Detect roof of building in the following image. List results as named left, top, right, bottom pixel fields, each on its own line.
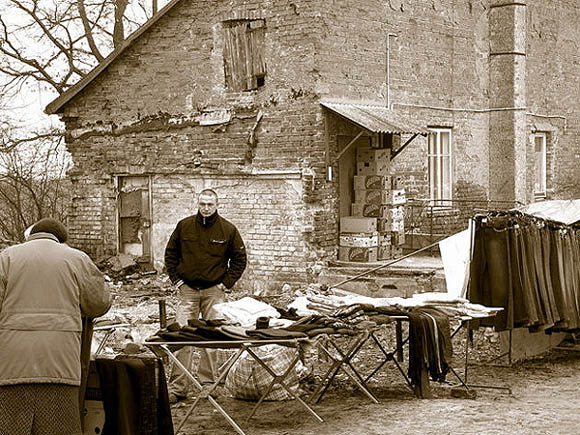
left=45, top=0, right=184, bottom=115
left=320, top=101, right=430, bottom=135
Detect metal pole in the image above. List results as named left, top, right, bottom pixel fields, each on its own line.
left=386, top=33, right=398, bottom=109
left=332, top=239, right=441, bottom=289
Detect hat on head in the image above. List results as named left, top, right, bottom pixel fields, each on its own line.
left=29, top=218, right=68, bottom=243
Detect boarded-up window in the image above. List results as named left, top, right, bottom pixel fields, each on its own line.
left=223, top=20, right=266, bottom=91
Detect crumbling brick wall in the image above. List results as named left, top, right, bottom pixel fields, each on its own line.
left=60, top=0, right=335, bottom=292
left=56, top=0, right=580, bottom=291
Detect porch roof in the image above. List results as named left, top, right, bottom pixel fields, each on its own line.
left=320, top=101, right=430, bottom=135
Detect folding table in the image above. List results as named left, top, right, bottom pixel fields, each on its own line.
left=309, top=329, right=380, bottom=404
left=310, top=311, right=508, bottom=404
left=145, top=338, right=323, bottom=435
left=364, top=311, right=511, bottom=397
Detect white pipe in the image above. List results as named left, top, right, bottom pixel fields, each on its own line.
left=386, top=33, right=398, bottom=109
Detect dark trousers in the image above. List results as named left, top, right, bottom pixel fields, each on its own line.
left=468, top=222, right=513, bottom=331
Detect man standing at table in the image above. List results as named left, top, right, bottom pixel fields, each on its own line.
left=164, top=188, right=247, bottom=402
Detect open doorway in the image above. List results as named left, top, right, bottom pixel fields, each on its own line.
left=117, top=176, right=152, bottom=264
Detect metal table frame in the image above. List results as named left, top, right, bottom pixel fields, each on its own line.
left=365, top=313, right=512, bottom=397
left=146, top=338, right=323, bottom=435
left=309, top=329, right=380, bottom=404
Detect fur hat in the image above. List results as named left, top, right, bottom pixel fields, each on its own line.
left=29, top=218, right=69, bottom=243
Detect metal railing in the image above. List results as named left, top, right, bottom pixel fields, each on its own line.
left=403, top=198, right=524, bottom=252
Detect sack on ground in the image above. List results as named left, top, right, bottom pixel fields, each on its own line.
left=224, top=344, right=302, bottom=401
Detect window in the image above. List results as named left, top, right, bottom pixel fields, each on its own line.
left=223, top=20, right=266, bottom=91
left=428, top=128, right=452, bottom=205
left=534, top=132, right=547, bottom=197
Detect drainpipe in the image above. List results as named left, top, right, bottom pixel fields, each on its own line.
left=386, top=33, right=398, bottom=109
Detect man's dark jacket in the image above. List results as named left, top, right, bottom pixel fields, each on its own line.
left=164, top=212, right=247, bottom=289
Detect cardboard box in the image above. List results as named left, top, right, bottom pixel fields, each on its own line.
left=391, top=230, right=405, bottom=246
left=356, top=147, right=391, bottom=162
left=340, top=216, right=377, bottom=233
left=392, top=246, right=403, bottom=258
left=378, top=245, right=403, bottom=260
left=388, top=205, right=405, bottom=219
left=378, top=245, right=393, bottom=260
left=379, top=219, right=405, bottom=232
left=339, top=246, right=378, bottom=262
left=357, top=160, right=390, bottom=176
left=353, top=175, right=388, bottom=190
left=385, top=189, right=406, bottom=205
left=391, top=175, right=404, bottom=190
left=353, top=189, right=385, bottom=204
left=377, top=217, right=393, bottom=232
left=351, top=202, right=382, bottom=218
left=378, top=232, right=392, bottom=246
left=339, top=232, right=379, bottom=248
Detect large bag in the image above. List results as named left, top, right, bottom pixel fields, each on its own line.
left=224, top=344, right=302, bottom=401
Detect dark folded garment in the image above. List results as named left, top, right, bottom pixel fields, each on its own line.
left=219, top=325, right=250, bottom=340
left=246, top=328, right=308, bottom=339
left=304, top=327, right=337, bottom=337
left=181, top=325, right=233, bottom=341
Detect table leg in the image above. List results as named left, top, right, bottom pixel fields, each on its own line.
left=310, top=332, right=378, bottom=404
left=244, top=347, right=324, bottom=423
left=366, top=332, right=413, bottom=390
left=160, top=345, right=247, bottom=435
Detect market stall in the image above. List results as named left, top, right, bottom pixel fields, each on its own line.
left=142, top=292, right=500, bottom=434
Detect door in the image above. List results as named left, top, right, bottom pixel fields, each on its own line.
left=117, top=176, right=152, bottom=263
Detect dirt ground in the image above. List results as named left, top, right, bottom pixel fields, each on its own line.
left=97, top=274, right=580, bottom=435
left=168, top=340, right=580, bottom=435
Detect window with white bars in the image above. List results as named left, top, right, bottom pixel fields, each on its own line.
left=428, top=128, right=453, bottom=206
left=534, top=132, right=547, bottom=197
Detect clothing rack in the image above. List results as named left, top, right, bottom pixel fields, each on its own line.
left=468, top=209, right=580, bottom=334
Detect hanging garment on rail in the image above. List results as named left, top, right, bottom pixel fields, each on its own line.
left=468, top=211, right=580, bottom=333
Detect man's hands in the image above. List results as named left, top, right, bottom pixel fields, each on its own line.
left=175, top=281, right=230, bottom=293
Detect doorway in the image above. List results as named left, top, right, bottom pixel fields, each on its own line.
left=117, top=176, right=152, bottom=264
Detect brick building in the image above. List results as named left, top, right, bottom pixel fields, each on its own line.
left=46, top=0, right=580, bottom=293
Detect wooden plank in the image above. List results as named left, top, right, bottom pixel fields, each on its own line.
left=79, top=317, right=94, bottom=431
left=413, top=364, right=433, bottom=399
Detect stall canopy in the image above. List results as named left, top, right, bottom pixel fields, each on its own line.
left=321, top=101, right=430, bottom=135
left=521, top=199, right=580, bottom=225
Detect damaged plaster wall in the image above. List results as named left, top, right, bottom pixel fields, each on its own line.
left=151, top=175, right=316, bottom=293
left=60, top=0, right=334, bottom=292
left=317, top=0, right=492, bottom=203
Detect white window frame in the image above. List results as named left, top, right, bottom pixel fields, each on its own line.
left=533, top=132, right=547, bottom=198
left=428, top=128, right=453, bottom=206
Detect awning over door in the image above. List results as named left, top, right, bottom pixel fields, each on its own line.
left=321, top=101, right=430, bottom=135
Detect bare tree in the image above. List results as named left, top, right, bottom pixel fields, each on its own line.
left=0, top=0, right=164, bottom=246
left=0, top=124, right=71, bottom=243
left=0, top=0, right=163, bottom=96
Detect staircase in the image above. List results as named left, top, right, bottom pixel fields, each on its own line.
left=319, top=254, right=447, bottom=298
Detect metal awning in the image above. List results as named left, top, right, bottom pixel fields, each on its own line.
left=321, top=101, right=430, bottom=135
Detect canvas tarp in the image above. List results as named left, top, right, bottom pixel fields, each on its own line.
left=522, top=199, right=580, bottom=225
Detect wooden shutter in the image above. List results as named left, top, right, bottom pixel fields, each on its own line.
left=224, top=20, right=266, bottom=91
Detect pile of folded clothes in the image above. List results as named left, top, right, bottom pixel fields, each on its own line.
left=146, top=295, right=397, bottom=345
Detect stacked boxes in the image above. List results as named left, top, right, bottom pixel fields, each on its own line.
left=339, top=146, right=406, bottom=262
left=338, top=217, right=378, bottom=262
